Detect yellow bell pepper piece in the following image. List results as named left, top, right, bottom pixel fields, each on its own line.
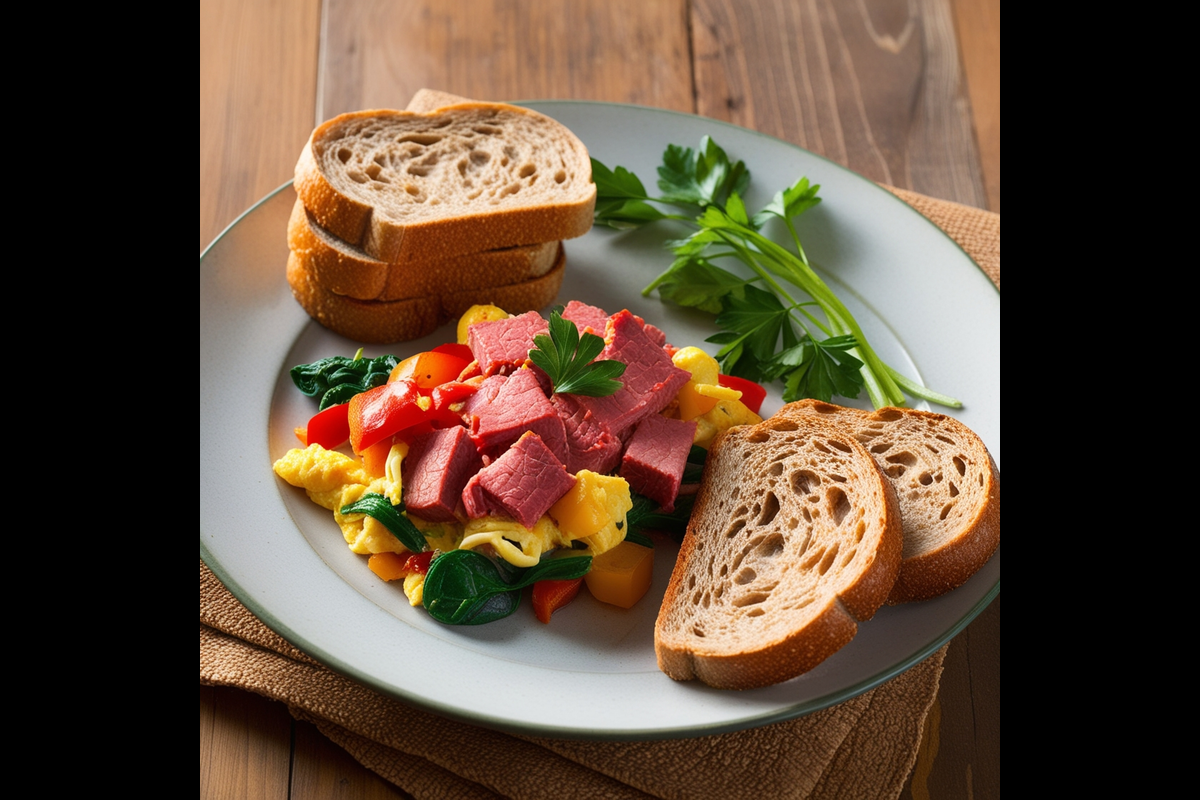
left=456, top=304, right=510, bottom=344
left=584, top=540, right=654, bottom=609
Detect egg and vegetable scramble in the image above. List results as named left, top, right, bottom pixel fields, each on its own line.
left=273, top=303, right=763, bottom=625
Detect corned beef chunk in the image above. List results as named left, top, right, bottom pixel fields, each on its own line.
left=460, top=374, right=507, bottom=418
left=619, top=414, right=697, bottom=512
left=467, top=310, right=548, bottom=376
left=551, top=393, right=622, bottom=475
left=563, top=300, right=668, bottom=347
left=642, top=321, right=668, bottom=348
left=462, top=431, right=576, bottom=529
left=574, top=310, right=691, bottom=439
left=467, top=368, right=568, bottom=463
left=561, top=300, right=609, bottom=337
left=404, top=426, right=483, bottom=522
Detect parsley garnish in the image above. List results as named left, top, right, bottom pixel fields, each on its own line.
left=528, top=311, right=626, bottom=397
left=592, top=138, right=961, bottom=409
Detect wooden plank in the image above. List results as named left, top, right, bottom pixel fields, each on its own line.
left=952, top=0, right=1000, bottom=211
left=291, top=719, right=412, bottom=799
left=199, top=686, right=293, bottom=800
left=199, top=0, right=322, bottom=250
left=317, top=0, right=693, bottom=119
left=691, top=0, right=986, bottom=207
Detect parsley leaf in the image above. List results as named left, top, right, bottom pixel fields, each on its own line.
left=773, top=335, right=865, bottom=403
left=591, top=137, right=962, bottom=409
left=528, top=311, right=626, bottom=397
left=643, top=255, right=749, bottom=314
left=657, top=137, right=750, bottom=208
left=708, top=285, right=800, bottom=382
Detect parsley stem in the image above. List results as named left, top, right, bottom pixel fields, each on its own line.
left=884, top=366, right=962, bottom=408
left=742, top=227, right=906, bottom=406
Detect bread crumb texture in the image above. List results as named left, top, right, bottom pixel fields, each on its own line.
left=784, top=400, right=1000, bottom=603
left=654, top=414, right=902, bottom=689
left=296, top=106, right=596, bottom=263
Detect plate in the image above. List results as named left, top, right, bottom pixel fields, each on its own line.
left=200, top=101, right=999, bottom=740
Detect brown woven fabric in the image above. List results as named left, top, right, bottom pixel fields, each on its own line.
left=200, top=189, right=998, bottom=799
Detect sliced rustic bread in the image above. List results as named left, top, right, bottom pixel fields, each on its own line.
left=293, top=105, right=596, bottom=264
left=286, top=244, right=565, bottom=344
left=782, top=400, right=1000, bottom=603
left=654, top=414, right=902, bottom=690
left=287, top=199, right=559, bottom=301
left=406, top=88, right=473, bottom=113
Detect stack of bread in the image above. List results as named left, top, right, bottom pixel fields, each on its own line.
left=286, top=90, right=597, bottom=343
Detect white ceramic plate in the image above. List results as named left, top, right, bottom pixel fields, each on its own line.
left=200, top=101, right=999, bottom=740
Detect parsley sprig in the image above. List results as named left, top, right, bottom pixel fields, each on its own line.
left=592, top=137, right=960, bottom=409
left=528, top=311, right=626, bottom=397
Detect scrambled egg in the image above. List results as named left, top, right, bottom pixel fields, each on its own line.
left=670, top=347, right=763, bottom=447
left=273, top=443, right=411, bottom=555
left=458, top=516, right=572, bottom=568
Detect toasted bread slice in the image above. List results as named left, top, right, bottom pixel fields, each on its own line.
left=782, top=400, right=1000, bottom=603
left=287, top=199, right=559, bottom=301
left=293, top=106, right=595, bottom=264
left=287, top=244, right=565, bottom=344
left=654, top=414, right=902, bottom=690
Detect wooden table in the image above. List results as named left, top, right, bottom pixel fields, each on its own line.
left=200, top=2, right=999, bottom=797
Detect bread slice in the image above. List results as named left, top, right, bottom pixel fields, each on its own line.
left=406, top=88, right=473, bottom=113
left=293, top=105, right=596, bottom=264
left=286, top=244, right=565, bottom=344
left=782, top=400, right=1000, bottom=603
left=654, top=414, right=902, bottom=690
left=287, top=199, right=559, bottom=301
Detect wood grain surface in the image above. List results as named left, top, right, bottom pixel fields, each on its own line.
left=200, top=1, right=999, bottom=797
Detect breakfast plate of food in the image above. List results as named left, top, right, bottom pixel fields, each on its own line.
left=199, top=100, right=999, bottom=739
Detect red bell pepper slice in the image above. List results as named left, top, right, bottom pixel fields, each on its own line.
left=532, top=578, right=584, bottom=624
left=717, top=373, right=767, bottom=415
left=389, top=350, right=470, bottom=390
left=403, top=551, right=434, bottom=575
left=431, top=342, right=474, bottom=362
left=348, top=379, right=424, bottom=453
left=305, top=402, right=351, bottom=449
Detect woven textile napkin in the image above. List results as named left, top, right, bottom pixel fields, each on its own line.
left=201, top=190, right=998, bottom=800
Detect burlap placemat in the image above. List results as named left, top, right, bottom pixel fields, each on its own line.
left=201, top=189, right=998, bottom=799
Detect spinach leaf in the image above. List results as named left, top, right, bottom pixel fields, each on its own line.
left=422, top=550, right=592, bottom=626
left=338, top=493, right=427, bottom=554
left=291, top=351, right=399, bottom=410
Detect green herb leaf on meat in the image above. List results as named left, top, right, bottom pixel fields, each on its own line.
left=338, top=493, right=427, bottom=554
left=291, top=349, right=399, bottom=410
left=422, top=550, right=592, bottom=626
left=528, top=311, right=626, bottom=397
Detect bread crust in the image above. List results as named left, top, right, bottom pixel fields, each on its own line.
left=654, top=415, right=902, bottom=690
left=293, top=106, right=596, bottom=265
left=287, top=199, right=560, bottom=302
left=286, top=245, right=565, bottom=344
left=782, top=400, right=1000, bottom=603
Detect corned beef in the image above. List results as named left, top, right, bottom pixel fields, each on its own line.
left=403, top=426, right=483, bottom=522
left=573, top=310, right=690, bottom=439
left=462, top=431, right=576, bottom=528
left=466, top=368, right=568, bottom=463
left=467, top=311, right=547, bottom=376
left=561, top=300, right=609, bottom=337
left=619, top=414, right=697, bottom=512
left=551, top=393, right=623, bottom=474
left=562, top=300, right=668, bottom=347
